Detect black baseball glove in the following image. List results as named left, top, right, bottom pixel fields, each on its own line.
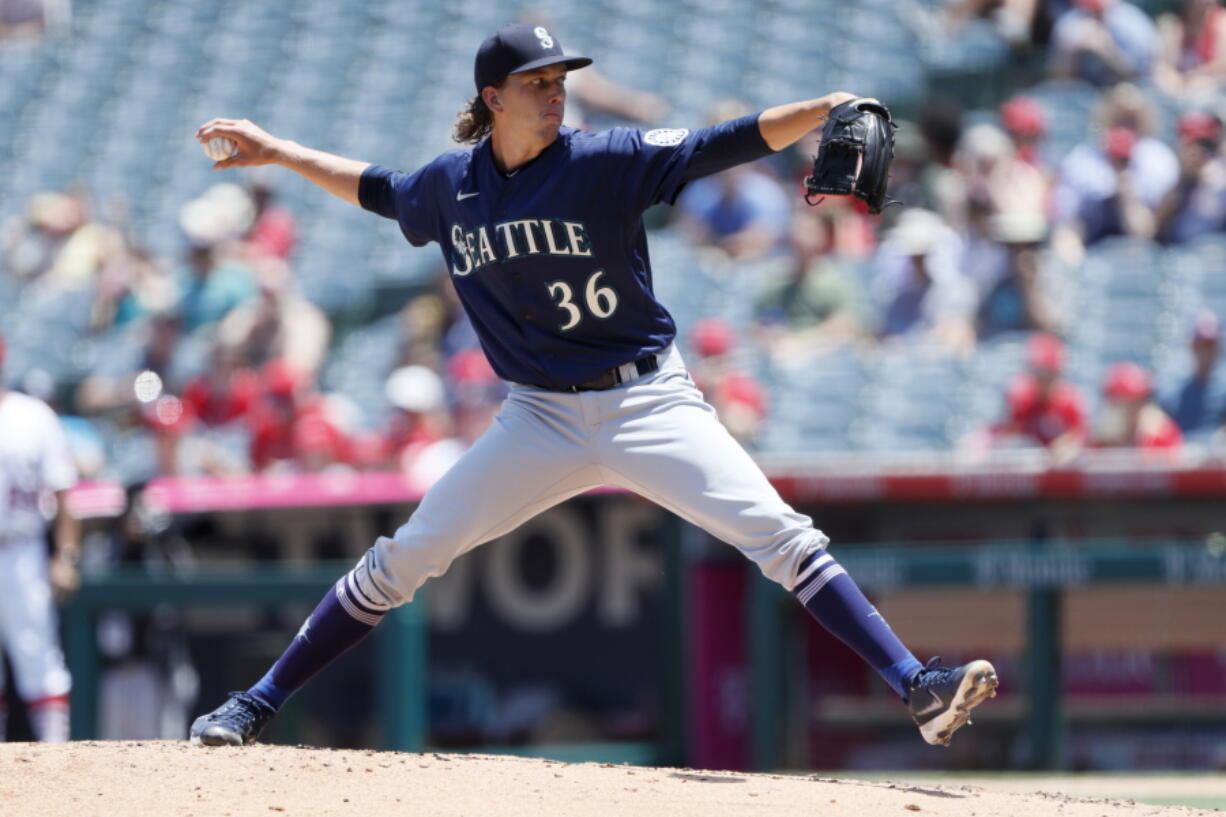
left=803, top=97, right=897, bottom=215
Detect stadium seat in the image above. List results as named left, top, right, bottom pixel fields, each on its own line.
left=2, top=0, right=1217, bottom=458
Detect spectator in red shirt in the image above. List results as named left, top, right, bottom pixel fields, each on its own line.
left=247, top=359, right=352, bottom=472
left=688, top=317, right=768, bottom=447
left=171, top=343, right=265, bottom=475
left=393, top=350, right=507, bottom=491
left=243, top=180, right=297, bottom=261
left=181, top=345, right=261, bottom=428
left=1095, top=361, right=1184, bottom=450
left=989, top=333, right=1089, bottom=459
left=357, top=364, right=450, bottom=471
left=1154, top=0, right=1226, bottom=99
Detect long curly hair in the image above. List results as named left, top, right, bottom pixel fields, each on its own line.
left=453, top=93, right=495, bottom=144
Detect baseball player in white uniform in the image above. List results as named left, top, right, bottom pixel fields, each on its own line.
left=190, top=23, right=997, bottom=751
left=0, top=332, right=79, bottom=742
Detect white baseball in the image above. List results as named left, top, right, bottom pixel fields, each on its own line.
left=203, top=137, right=236, bottom=161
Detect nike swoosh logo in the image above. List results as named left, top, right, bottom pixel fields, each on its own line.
left=914, top=689, right=944, bottom=716
left=457, top=191, right=480, bottom=201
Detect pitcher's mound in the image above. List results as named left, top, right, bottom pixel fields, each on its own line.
left=0, top=741, right=1216, bottom=816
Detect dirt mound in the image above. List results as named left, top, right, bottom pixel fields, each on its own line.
left=0, top=741, right=1217, bottom=817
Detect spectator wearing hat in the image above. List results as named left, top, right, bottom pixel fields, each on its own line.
left=2, top=188, right=120, bottom=289
left=948, top=123, right=1050, bottom=232
left=1154, top=111, right=1226, bottom=245
left=1154, top=0, right=1226, bottom=100
left=1096, top=361, right=1184, bottom=449
left=3, top=192, right=74, bottom=282
left=973, top=210, right=1059, bottom=339
left=752, top=206, right=866, bottom=366
left=1163, top=311, right=1223, bottom=437
left=175, top=185, right=261, bottom=332
left=691, top=316, right=738, bottom=363
left=986, top=333, right=1089, bottom=459
left=998, top=95, right=1052, bottom=170
left=1052, top=85, right=1178, bottom=261
left=869, top=208, right=976, bottom=354
left=395, top=350, right=507, bottom=491
left=247, top=360, right=352, bottom=473
left=362, top=364, right=451, bottom=472
left=687, top=317, right=767, bottom=447
left=1049, top=0, right=1159, bottom=86
left=942, top=122, right=1057, bottom=340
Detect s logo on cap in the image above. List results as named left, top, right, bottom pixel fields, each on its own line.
left=534, top=26, right=554, bottom=49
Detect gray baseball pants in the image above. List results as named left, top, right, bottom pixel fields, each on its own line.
left=346, top=344, right=829, bottom=612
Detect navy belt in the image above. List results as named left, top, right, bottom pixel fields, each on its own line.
left=565, top=353, right=660, bottom=392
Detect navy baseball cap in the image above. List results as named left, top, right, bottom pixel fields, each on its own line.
left=474, top=23, right=592, bottom=93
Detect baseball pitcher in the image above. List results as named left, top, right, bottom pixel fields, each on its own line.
left=190, top=23, right=996, bottom=751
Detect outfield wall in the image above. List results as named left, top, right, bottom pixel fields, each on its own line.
left=62, top=456, right=1226, bottom=770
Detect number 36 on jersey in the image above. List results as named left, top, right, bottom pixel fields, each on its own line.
left=448, top=218, right=620, bottom=330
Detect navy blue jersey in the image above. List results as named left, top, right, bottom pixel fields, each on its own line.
left=360, top=115, right=772, bottom=389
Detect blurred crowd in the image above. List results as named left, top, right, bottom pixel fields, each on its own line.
left=4, top=0, right=1226, bottom=489
left=0, top=175, right=516, bottom=488
left=671, top=0, right=1226, bottom=457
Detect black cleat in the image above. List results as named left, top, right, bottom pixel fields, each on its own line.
left=190, top=691, right=276, bottom=747
left=906, top=657, right=998, bottom=746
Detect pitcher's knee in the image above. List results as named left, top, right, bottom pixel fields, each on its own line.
left=358, top=523, right=461, bottom=606
left=755, top=529, right=830, bottom=592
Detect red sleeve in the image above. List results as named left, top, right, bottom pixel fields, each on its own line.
left=1000, top=375, right=1038, bottom=432
left=181, top=376, right=209, bottom=410
left=1140, top=415, right=1184, bottom=449
left=1053, top=386, right=1088, bottom=438
left=229, top=371, right=261, bottom=419
left=718, top=373, right=767, bottom=418
left=293, top=404, right=353, bottom=464
left=247, top=208, right=298, bottom=259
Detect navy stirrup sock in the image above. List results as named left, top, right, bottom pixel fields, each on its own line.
left=794, top=550, right=923, bottom=699
left=249, top=579, right=386, bottom=711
